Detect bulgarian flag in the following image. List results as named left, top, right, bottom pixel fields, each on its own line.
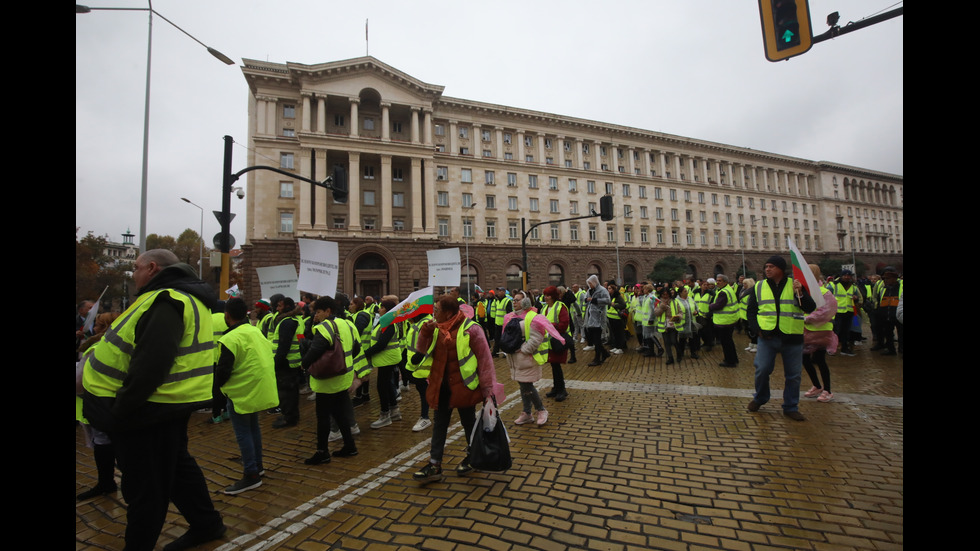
left=377, top=287, right=434, bottom=328
left=788, top=239, right=825, bottom=309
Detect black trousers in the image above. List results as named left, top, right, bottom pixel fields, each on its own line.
left=429, top=378, right=477, bottom=464
left=315, top=391, right=355, bottom=451
left=716, top=324, right=738, bottom=363
left=275, top=368, right=302, bottom=424
left=111, top=413, right=221, bottom=551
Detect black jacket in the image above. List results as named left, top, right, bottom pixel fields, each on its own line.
left=83, top=263, right=217, bottom=433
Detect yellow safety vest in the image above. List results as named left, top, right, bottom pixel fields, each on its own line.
left=409, top=319, right=480, bottom=389
left=83, top=289, right=214, bottom=405
left=218, top=323, right=279, bottom=413
left=368, top=322, right=402, bottom=368
left=713, top=286, right=740, bottom=326
left=308, top=318, right=357, bottom=394
left=272, top=315, right=303, bottom=369
left=754, top=278, right=804, bottom=334
left=524, top=311, right=550, bottom=364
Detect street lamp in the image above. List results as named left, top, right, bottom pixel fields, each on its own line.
left=76, top=3, right=234, bottom=254
left=180, top=197, right=204, bottom=278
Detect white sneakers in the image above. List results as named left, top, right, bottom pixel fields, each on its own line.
left=610, top=348, right=623, bottom=355
left=412, top=417, right=432, bottom=432
left=327, top=424, right=361, bottom=442
left=583, top=345, right=595, bottom=351
left=514, top=411, right=534, bottom=425
left=371, top=412, right=391, bottom=429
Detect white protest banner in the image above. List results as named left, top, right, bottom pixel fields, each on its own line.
left=256, top=265, right=299, bottom=301
left=427, top=247, right=461, bottom=287
left=297, top=239, right=340, bottom=298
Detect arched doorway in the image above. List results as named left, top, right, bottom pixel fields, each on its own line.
left=548, top=263, right=565, bottom=288
left=623, top=264, right=637, bottom=287
left=506, top=264, right=522, bottom=292
left=354, top=252, right=389, bottom=299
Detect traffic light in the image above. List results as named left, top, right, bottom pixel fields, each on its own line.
left=331, top=165, right=348, bottom=203
left=759, top=0, right=813, bottom=62
left=599, top=195, right=614, bottom=221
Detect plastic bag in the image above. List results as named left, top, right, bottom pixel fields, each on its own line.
left=468, top=396, right=512, bottom=472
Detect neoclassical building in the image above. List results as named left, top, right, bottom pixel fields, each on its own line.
left=239, top=56, right=902, bottom=301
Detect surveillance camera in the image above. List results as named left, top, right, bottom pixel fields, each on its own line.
left=236, top=188, right=245, bottom=200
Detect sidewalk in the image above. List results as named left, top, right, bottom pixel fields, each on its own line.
left=76, top=332, right=903, bottom=550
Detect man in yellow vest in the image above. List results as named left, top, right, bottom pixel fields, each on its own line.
left=710, top=274, right=740, bottom=367
left=82, top=249, right=225, bottom=551
left=271, top=297, right=304, bottom=428
left=214, top=297, right=278, bottom=495
left=745, top=255, right=816, bottom=421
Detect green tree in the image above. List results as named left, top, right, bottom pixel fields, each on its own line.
left=818, top=258, right=868, bottom=278
left=175, top=228, right=203, bottom=266
left=145, top=233, right=177, bottom=251
left=647, top=255, right=688, bottom=284
left=76, top=229, right=133, bottom=307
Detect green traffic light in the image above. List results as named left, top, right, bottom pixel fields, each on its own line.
left=782, top=29, right=795, bottom=43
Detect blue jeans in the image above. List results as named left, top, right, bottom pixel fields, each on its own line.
left=228, top=398, right=263, bottom=475
left=752, top=336, right=803, bottom=412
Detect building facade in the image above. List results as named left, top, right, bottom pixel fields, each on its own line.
left=239, top=56, right=902, bottom=301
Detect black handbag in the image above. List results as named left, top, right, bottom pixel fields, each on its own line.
left=468, top=396, right=512, bottom=472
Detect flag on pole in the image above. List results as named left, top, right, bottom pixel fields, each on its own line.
left=788, top=239, right=825, bottom=309
left=83, top=286, right=109, bottom=334
left=377, top=287, right=433, bottom=328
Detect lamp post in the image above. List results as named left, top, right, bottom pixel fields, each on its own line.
left=76, top=2, right=234, bottom=253
left=180, top=197, right=204, bottom=278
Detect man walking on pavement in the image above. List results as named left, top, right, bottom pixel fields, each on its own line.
left=745, top=255, right=816, bottom=421
left=82, top=249, right=226, bottom=551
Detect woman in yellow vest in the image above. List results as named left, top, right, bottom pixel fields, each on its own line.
left=801, top=265, right=838, bottom=403
left=301, top=296, right=361, bottom=465
left=504, top=292, right=552, bottom=426
left=411, top=295, right=497, bottom=483
left=365, top=298, right=404, bottom=429
left=541, top=286, right=571, bottom=402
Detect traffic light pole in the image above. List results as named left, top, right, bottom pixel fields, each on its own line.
left=218, top=135, right=348, bottom=299
left=520, top=211, right=602, bottom=291
left=812, top=7, right=903, bottom=45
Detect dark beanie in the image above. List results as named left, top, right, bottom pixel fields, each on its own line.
left=381, top=299, right=398, bottom=311
left=766, top=255, right=787, bottom=272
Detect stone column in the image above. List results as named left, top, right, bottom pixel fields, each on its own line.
left=411, top=157, right=423, bottom=232
left=348, top=152, right=361, bottom=230
left=410, top=107, right=420, bottom=144
left=299, top=151, right=312, bottom=228
left=317, top=96, right=326, bottom=134
left=423, top=109, right=433, bottom=145
left=255, top=96, right=267, bottom=136
left=349, top=98, right=360, bottom=138
left=381, top=102, right=390, bottom=141
left=315, top=150, right=327, bottom=228
left=301, top=92, right=312, bottom=133
left=449, top=120, right=458, bottom=156
left=495, top=127, right=504, bottom=161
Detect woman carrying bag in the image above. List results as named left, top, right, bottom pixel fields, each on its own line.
left=300, top=296, right=361, bottom=465
left=411, top=295, right=497, bottom=483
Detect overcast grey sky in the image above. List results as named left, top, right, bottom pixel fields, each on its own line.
left=76, top=0, right=903, bottom=247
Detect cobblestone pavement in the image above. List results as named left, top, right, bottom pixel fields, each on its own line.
left=76, top=332, right=903, bottom=550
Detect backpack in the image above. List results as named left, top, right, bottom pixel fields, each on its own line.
left=497, top=317, right=525, bottom=354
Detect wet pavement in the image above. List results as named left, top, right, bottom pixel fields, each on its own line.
left=76, top=332, right=903, bottom=550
